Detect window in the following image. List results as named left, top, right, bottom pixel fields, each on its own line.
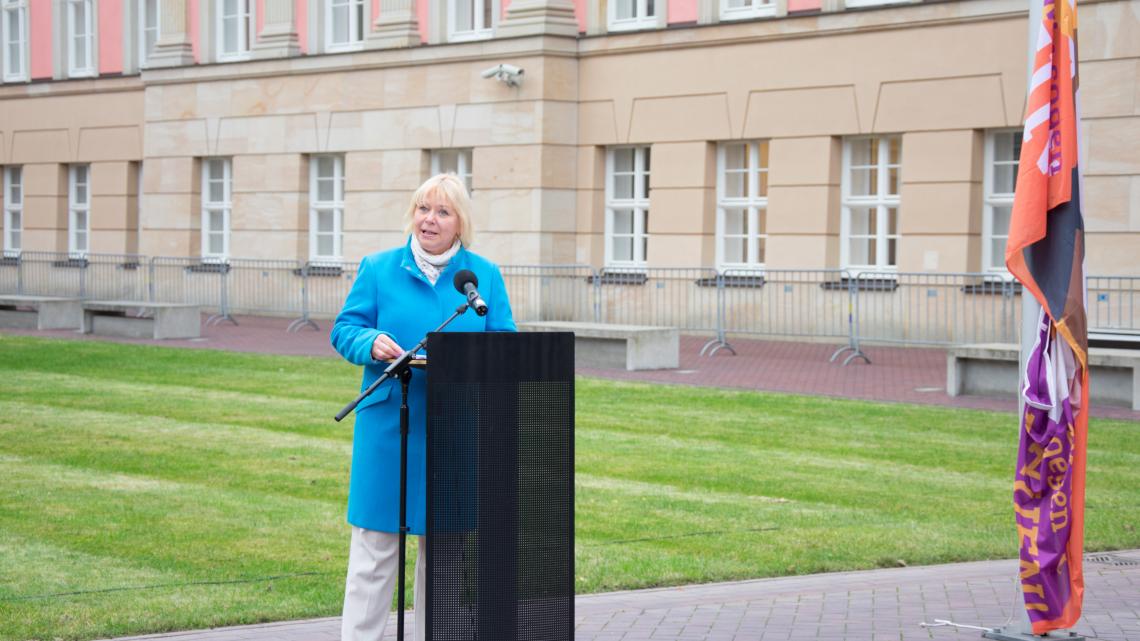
left=983, top=130, right=1021, bottom=275
left=139, top=0, right=160, bottom=65
left=608, top=0, right=659, bottom=32
left=2, top=0, right=28, bottom=81
left=430, top=149, right=473, bottom=195
left=327, top=0, right=365, bottom=49
left=217, top=0, right=253, bottom=60
left=605, top=147, right=650, bottom=269
left=69, top=165, right=91, bottom=257
left=841, top=136, right=901, bottom=271
left=3, top=166, right=21, bottom=256
left=720, top=0, right=775, bottom=20
left=67, top=0, right=95, bottom=77
left=201, top=158, right=231, bottom=261
left=716, top=141, right=768, bottom=271
left=310, top=155, right=344, bottom=264
left=448, top=0, right=494, bottom=41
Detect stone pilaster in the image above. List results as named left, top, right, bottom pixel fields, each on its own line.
left=497, top=0, right=580, bottom=38
left=253, top=0, right=301, bottom=58
left=148, top=0, right=195, bottom=68
left=366, top=0, right=422, bottom=49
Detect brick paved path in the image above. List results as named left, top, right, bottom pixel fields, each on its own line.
left=97, top=550, right=1140, bottom=641
left=6, top=314, right=1137, bottom=420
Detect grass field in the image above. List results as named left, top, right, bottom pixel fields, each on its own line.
left=0, top=334, right=1137, bottom=641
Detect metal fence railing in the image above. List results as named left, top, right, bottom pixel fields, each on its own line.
left=1087, top=275, right=1139, bottom=334
left=1, top=251, right=1136, bottom=356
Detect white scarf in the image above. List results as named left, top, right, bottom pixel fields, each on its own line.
left=410, top=235, right=461, bottom=285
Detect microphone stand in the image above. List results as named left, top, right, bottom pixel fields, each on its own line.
left=334, top=302, right=472, bottom=641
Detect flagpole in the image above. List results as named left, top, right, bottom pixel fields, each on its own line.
left=982, top=0, right=1079, bottom=638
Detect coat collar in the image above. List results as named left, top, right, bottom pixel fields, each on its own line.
left=399, top=235, right=469, bottom=287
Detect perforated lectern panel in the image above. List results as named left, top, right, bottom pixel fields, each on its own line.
left=426, top=332, right=574, bottom=641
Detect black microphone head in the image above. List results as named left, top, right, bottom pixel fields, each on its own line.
left=453, top=269, right=479, bottom=293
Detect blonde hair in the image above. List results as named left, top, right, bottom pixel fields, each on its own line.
left=404, top=173, right=475, bottom=247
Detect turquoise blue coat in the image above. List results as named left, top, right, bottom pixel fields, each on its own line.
left=331, top=239, right=516, bottom=534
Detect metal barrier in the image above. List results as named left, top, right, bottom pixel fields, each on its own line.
left=501, top=265, right=596, bottom=323
left=595, top=268, right=720, bottom=333
left=299, top=262, right=361, bottom=329
left=0, top=251, right=1135, bottom=352
left=1, top=251, right=147, bottom=301
left=848, top=271, right=1021, bottom=347
left=1087, top=275, right=1140, bottom=334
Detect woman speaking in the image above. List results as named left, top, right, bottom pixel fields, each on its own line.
left=330, top=173, right=516, bottom=641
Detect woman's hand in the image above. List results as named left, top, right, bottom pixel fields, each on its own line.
left=371, top=334, right=404, bottom=361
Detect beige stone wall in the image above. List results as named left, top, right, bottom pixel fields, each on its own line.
left=0, top=0, right=1135, bottom=279
left=0, top=79, right=144, bottom=256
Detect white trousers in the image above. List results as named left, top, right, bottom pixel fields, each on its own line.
left=341, top=526, right=426, bottom=641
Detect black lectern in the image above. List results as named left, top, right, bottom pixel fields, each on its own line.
left=425, top=331, right=574, bottom=641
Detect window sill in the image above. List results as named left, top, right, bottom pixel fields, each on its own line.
left=295, top=263, right=345, bottom=277
left=607, top=18, right=662, bottom=32
left=820, top=277, right=898, bottom=292
left=447, top=30, right=494, bottom=43
left=52, top=257, right=90, bottom=269
left=326, top=42, right=364, bottom=53
left=589, top=270, right=648, bottom=286
left=961, top=281, right=1021, bottom=295
left=719, top=6, right=777, bottom=21
left=696, top=274, right=767, bottom=288
left=186, top=261, right=231, bottom=274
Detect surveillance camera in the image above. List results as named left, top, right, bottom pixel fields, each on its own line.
left=480, top=63, right=524, bottom=87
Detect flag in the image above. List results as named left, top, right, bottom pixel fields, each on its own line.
left=1004, top=0, right=1087, bottom=633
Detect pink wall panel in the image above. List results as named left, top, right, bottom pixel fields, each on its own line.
left=668, top=0, right=696, bottom=24
left=190, top=0, right=201, bottom=62
left=29, top=0, right=53, bottom=79
left=501, top=0, right=510, bottom=18
left=257, top=0, right=265, bottom=35
left=296, top=0, right=308, bottom=52
left=787, top=0, right=820, bottom=11
left=572, top=0, right=586, bottom=32
left=415, top=0, right=428, bottom=43
left=99, top=0, right=123, bottom=74
left=372, top=0, right=380, bottom=29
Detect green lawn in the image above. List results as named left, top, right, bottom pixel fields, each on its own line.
left=0, top=334, right=1137, bottom=641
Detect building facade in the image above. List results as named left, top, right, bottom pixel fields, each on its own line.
left=0, top=0, right=1136, bottom=275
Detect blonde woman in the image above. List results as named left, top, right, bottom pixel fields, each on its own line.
left=331, top=174, right=516, bottom=641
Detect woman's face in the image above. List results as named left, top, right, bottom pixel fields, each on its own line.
left=413, top=192, right=460, bottom=255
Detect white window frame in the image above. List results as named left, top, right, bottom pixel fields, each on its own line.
left=2, top=0, right=28, bottom=82
left=719, top=0, right=775, bottom=21
left=200, top=158, right=232, bottom=262
left=66, top=0, right=96, bottom=77
left=326, top=0, right=365, bottom=51
left=216, top=0, right=253, bottom=61
left=309, top=155, right=345, bottom=265
left=3, top=166, right=22, bottom=256
left=69, top=164, right=91, bottom=258
left=430, top=149, right=473, bottom=195
left=840, top=135, right=901, bottom=272
left=716, top=141, right=769, bottom=272
left=139, top=0, right=160, bottom=66
left=604, top=146, right=650, bottom=270
left=447, top=0, right=496, bottom=41
left=983, top=129, right=1021, bottom=278
left=607, top=0, right=663, bottom=32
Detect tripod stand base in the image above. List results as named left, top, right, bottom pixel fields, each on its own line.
left=982, top=626, right=1085, bottom=641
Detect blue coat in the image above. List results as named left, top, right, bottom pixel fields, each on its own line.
left=331, top=239, right=516, bottom=534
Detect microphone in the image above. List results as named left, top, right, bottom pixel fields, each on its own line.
left=453, top=269, right=488, bottom=316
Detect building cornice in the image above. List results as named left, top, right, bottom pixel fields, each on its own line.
left=0, top=75, right=144, bottom=101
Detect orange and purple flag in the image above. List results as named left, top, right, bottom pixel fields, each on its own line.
left=1004, top=0, right=1087, bottom=634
